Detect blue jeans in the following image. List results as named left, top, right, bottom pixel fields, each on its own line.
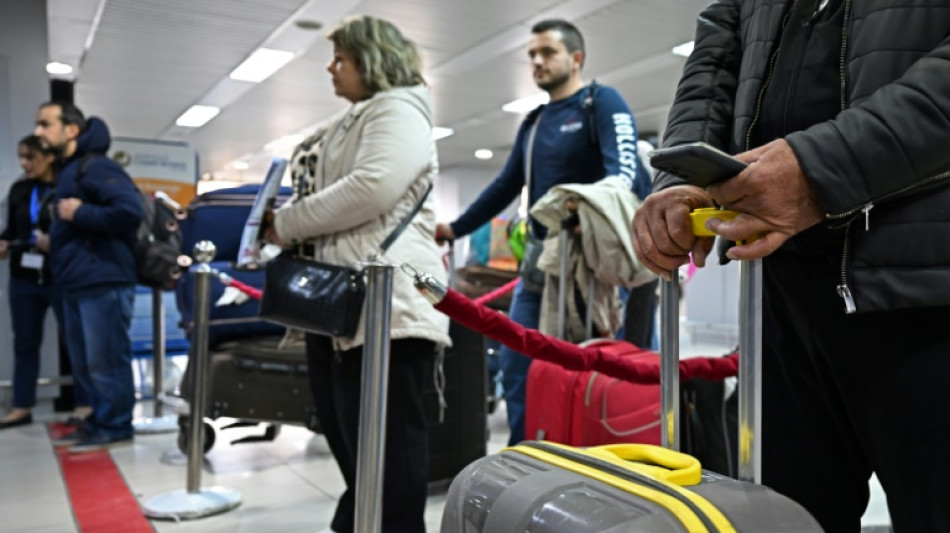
left=8, top=277, right=61, bottom=407
left=61, top=284, right=135, bottom=439
left=499, top=280, right=541, bottom=445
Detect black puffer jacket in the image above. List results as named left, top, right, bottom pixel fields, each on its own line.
left=656, top=0, right=950, bottom=313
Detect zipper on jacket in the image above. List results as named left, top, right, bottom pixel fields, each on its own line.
left=836, top=222, right=857, bottom=313
left=827, top=170, right=950, bottom=226
left=744, top=11, right=793, bottom=151
left=861, top=202, right=873, bottom=231
left=781, top=7, right=823, bottom=137
left=839, top=0, right=852, bottom=110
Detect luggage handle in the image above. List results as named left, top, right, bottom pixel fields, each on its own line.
left=661, top=208, right=763, bottom=484
left=585, top=443, right=702, bottom=487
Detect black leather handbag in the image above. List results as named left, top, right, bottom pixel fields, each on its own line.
left=259, top=185, right=431, bottom=337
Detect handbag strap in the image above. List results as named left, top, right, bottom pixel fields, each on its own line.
left=379, top=183, right=433, bottom=252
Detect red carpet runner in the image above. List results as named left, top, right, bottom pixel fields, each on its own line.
left=49, top=423, right=154, bottom=533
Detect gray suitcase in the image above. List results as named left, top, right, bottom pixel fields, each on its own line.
left=441, top=441, right=819, bottom=532
left=441, top=227, right=824, bottom=532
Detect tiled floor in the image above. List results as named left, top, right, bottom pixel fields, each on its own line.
left=0, top=337, right=892, bottom=532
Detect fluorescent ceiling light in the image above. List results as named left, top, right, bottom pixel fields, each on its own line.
left=231, top=161, right=250, bottom=170
left=433, top=127, right=454, bottom=141
left=175, top=105, right=221, bottom=128
left=672, top=41, right=694, bottom=58
left=46, top=62, right=73, bottom=75
left=475, top=149, right=494, bottom=160
left=229, top=48, right=296, bottom=83
left=502, top=92, right=549, bottom=114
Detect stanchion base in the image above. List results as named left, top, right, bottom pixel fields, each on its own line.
left=160, top=448, right=188, bottom=466
left=142, top=487, right=242, bottom=520
left=134, top=415, right=179, bottom=434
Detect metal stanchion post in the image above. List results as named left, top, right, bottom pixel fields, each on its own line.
left=738, top=258, right=763, bottom=483
left=134, top=287, right=178, bottom=434
left=446, top=240, right=456, bottom=288
left=660, top=275, right=680, bottom=451
left=354, top=261, right=395, bottom=533
left=143, top=241, right=241, bottom=520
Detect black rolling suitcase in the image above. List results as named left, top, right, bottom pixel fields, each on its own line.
left=424, top=321, right=487, bottom=482
left=178, top=335, right=320, bottom=453
left=204, top=336, right=318, bottom=431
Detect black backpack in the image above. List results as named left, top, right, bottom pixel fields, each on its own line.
left=77, top=154, right=184, bottom=290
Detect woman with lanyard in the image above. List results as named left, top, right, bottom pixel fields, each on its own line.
left=0, top=134, right=80, bottom=429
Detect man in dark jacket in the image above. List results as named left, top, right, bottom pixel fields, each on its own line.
left=34, top=101, right=143, bottom=453
left=634, top=1, right=950, bottom=531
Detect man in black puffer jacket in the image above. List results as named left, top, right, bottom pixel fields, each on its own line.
left=634, top=1, right=950, bottom=531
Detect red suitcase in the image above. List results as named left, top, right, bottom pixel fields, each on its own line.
left=523, top=215, right=661, bottom=446
left=525, top=339, right=661, bottom=446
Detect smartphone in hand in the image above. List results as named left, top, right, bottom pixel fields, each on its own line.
left=649, top=142, right=747, bottom=188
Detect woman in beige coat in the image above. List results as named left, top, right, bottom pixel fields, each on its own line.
left=264, top=15, right=450, bottom=533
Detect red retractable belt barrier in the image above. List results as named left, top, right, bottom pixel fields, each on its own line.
left=435, top=287, right=738, bottom=384
left=214, top=271, right=738, bottom=384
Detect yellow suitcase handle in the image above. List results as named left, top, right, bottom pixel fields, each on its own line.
left=689, top=207, right=758, bottom=244
left=584, top=443, right=702, bottom=486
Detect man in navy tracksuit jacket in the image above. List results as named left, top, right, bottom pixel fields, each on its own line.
left=436, top=19, right=651, bottom=445
left=34, top=101, right=143, bottom=452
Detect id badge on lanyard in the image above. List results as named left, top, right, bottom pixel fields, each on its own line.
left=23, top=184, right=47, bottom=270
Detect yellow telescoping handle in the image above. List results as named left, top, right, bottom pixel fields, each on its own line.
left=584, top=443, right=702, bottom=486
left=689, top=207, right=759, bottom=244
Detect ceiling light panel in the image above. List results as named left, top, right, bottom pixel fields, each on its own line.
left=229, top=48, right=296, bottom=83
left=176, top=105, right=221, bottom=128
left=433, top=127, right=454, bottom=141
left=502, top=92, right=549, bottom=114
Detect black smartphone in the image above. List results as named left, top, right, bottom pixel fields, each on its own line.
left=649, top=142, right=747, bottom=188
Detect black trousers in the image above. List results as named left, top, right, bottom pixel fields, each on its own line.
left=761, top=250, right=950, bottom=533
left=306, top=335, right=434, bottom=533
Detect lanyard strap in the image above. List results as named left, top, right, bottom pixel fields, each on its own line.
left=29, top=184, right=49, bottom=244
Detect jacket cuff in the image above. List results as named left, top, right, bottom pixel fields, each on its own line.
left=652, top=170, right=689, bottom=192
left=785, top=125, right=869, bottom=217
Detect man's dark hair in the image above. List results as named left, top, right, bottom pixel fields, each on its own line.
left=39, top=101, right=86, bottom=132
left=532, top=19, right=586, bottom=61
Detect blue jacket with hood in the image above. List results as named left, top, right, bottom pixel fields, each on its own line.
left=49, top=117, right=143, bottom=291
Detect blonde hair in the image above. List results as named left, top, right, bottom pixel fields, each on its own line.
left=327, top=15, right=426, bottom=95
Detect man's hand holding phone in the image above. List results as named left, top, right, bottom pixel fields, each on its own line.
left=649, top=142, right=747, bottom=188
left=704, top=139, right=823, bottom=261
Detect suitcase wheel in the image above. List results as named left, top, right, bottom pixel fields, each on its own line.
left=176, top=416, right=216, bottom=455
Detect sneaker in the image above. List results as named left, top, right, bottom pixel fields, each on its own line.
left=65, top=406, right=92, bottom=427
left=53, top=426, right=91, bottom=447
left=67, top=432, right=133, bottom=454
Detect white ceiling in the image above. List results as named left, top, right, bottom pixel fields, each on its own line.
left=47, top=0, right=708, bottom=180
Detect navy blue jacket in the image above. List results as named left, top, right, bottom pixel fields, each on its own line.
left=451, top=84, right=650, bottom=239
left=49, top=117, right=143, bottom=290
